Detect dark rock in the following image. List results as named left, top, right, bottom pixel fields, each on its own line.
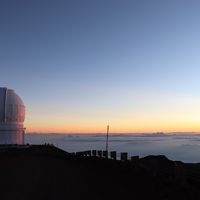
left=0, top=146, right=200, bottom=200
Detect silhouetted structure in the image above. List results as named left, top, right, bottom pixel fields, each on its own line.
left=131, top=156, right=139, bottom=162
left=106, top=125, right=109, bottom=152
left=92, top=150, right=97, bottom=156
left=121, top=152, right=128, bottom=161
left=110, top=151, right=117, bottom=160
left=0, top=145, right=199, bottom=200
left=97, top=150, right=102, bottom=157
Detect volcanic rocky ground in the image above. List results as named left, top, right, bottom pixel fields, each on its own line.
left=0, top=145, right=200, bottom=200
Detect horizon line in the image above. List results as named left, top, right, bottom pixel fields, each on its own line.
left=25, top=131, right=199, bottom=135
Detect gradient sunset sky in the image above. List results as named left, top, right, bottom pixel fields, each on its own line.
left=1, top=0, right=200, bottom=133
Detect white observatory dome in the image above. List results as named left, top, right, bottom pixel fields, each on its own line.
left=0, top=88, right=25, bottom=144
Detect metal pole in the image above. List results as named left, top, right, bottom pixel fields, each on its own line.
left=106, top=125, right=109, bottom=152
left=4, top=88, right=7, bottom=123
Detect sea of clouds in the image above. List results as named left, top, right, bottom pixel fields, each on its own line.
left=25, top=133, right=200, bottom=163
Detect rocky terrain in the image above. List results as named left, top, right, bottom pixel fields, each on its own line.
left=0, top=145, right=200, bottom=200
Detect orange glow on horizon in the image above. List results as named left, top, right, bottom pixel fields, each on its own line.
left=25, top=120, right=200, bottom=134
left=25, top=115, right=200, bottom=133
left=24, top=91, right=200, bottom=134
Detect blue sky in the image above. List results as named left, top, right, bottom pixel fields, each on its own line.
left=1, top=0, right=200, bottom=133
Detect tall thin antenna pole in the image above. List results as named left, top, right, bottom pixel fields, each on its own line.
left=106, top=125, right=109, bottom=152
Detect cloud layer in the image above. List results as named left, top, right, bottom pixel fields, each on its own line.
left=25, top=133, right=200, bottom=163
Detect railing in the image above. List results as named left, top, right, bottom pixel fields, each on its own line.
left=74, top=150, right=139, bottom=162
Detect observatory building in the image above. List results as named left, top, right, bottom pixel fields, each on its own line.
left=0, top=88, right=25, bottom=144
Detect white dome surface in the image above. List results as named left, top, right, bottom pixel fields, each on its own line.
left=0, top=88, right=25, bottom=144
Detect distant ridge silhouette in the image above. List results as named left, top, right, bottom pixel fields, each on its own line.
left=0, top=144, right=199, bottom=200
